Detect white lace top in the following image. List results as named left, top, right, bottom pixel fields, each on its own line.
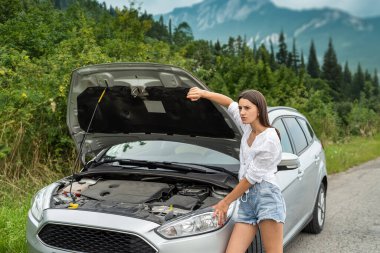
left=228, top=102, right=282, bottom=187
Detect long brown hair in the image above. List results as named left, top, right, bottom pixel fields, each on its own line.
left=238, top=90, right=281, bottom=139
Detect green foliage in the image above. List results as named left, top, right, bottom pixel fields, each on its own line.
left=0, top=2, right=72, bottom=58
left=0, top=3, right=379, bottom=251
left=321, top=38, right=343, bottom=100
left=347, top=100, right=379, bottom=136
left=307, top=40, right=320, bottom=78
left=0, top=0, right=379, bottom=184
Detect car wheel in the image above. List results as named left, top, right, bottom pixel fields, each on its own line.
left=303, top=183, right=326, bottom=234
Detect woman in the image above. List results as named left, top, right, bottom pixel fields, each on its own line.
left=187, top=87, right=286, bottom=253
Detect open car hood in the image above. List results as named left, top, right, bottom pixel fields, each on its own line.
left=67, top=63, right=242, bottom=161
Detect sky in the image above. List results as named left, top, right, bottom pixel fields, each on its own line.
left=102, top=0, right=380, bottom=18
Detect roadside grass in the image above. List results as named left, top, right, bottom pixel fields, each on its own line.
left=0, top=175, right=62, bottom=253
left=0, top=189, right=30, bottom=253
left=0, top=134, right=380, bottom=252
left=325, top=133, right=380, bottom=174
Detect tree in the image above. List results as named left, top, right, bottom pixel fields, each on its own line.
left=291, top=38, right=300, bottom=73
left=173, top=22, right=194, bottom=47
left=352, top=64, right=365, bottom=100
left=1, top=0, right=20, bottom=20
left=307, top=40, right=320, bottom=78
left=342, top=62, right=352, bottom=99
left=321, top=38, right=342, bottom=100
left=276, top=30, right=287, bottom=65
left=373, top=69, right=379, bottom=96
left=300, top=50, right=305, bottom=70
left=269, top=39, right=276, bottom=69
left=214, top=40, right=222, bottom=56
left=168, top=18, right=172, bottom=43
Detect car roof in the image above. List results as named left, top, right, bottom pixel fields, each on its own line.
left=268, top=106, right=307, bottom=123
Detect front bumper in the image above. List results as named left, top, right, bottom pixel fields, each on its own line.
left=27, top=208, right=234, bottom=253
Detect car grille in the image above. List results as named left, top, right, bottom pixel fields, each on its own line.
left=38, top=223, right=157, bottom=253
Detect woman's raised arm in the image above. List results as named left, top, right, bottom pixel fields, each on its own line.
left=186, top=87, right=233, bottom=107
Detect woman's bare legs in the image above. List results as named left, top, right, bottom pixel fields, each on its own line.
left=225, top=223, right=257, bottom=253
left=260, top=220, right=284, bottom=253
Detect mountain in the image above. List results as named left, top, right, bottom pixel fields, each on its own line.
left=160, top=0, right=380, bottom=72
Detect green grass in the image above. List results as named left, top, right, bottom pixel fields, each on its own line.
left=325, top=133, right=380, bottom=174
left=0, top=197, right=30, bottom=253
left=1, top=134, right=380, bottom=252
left=0, top=176, right=60, bottom=253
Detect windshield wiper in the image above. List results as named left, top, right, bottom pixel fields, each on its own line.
left=170, top=162, right=237, bottom=178
left=88, top=158, right=207, bottom=174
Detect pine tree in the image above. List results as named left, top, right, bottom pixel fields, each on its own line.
left=374, top=69, right=379, bottom=96
left=307, top=40, right=320, bottom=78
left=236, top=35, right=243, bottom=56
left=300, top=50, right=305, bottom=70
left=269, top=39, right=276, bottom=69
left=352, top=64, right=365, bottom=100
left=286, top=52, right=293, bottom=68
left=253, top=41, right=257, bottom=61
left=214, top=40, right=222, bottom=56
left=168, top=18, right=173, bottom=44
left=291, top=38, right=300, bottom=73
left=276, top=30, right=287, bottom=65
left=343, top=62, right=352, bottom=99
left=322, top=38, right=342, bottom=100
left=227, top=37, right=236, bottom=56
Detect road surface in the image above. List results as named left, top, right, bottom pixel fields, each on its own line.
left=285, top=157, right=380, bottom=253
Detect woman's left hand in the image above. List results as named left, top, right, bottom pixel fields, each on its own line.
left=212, top=199, right=230, bottom=226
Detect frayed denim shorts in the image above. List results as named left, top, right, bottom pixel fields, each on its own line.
left=235, top=180, right=286, bottom=225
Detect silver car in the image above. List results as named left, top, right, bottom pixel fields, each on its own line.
left=27, top=63, right=327, bottom=253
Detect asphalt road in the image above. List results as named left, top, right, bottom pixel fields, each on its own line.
left=285, top=157, right=380, bottom=253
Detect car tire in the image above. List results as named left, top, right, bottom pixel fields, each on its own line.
left=303, top=183, right=326, bottom=234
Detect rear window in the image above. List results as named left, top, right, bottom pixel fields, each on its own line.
left=297, top=118, right=314, bottom=143
left=283, top=117, right=308, bottom=154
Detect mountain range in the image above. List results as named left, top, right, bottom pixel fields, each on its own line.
left=159, top=0, right=380, bottom=73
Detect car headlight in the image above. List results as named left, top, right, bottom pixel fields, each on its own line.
left=156, top=203, right=235, bottom=239
left=30, top=183, right=60, bottom=221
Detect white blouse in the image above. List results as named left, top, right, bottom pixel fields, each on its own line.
left=228, top=102, right=282, bottom=187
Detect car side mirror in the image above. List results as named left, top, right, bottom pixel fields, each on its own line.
left=277, top=152, right=300, bottom=171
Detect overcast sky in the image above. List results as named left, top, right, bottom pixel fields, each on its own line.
left=102, top=0, right=380, bottom=18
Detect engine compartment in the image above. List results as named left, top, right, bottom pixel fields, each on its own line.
left=52, top=176, right=230, bottom=224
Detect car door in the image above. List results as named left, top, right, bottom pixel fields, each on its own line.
left=296, top=117, right=323, bottom=214
left=272, top=118, right=303, bottom=239
left=282, top=117, right=319, bottom=232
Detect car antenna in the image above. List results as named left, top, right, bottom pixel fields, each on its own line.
left=68, top=80, right=109, bottom=204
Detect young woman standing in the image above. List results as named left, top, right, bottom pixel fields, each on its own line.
left=187, top=87, right=286, bottom=253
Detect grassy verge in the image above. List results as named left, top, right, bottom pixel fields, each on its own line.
left=0, top=175, right=62, bottom=253
left=0, top=134, right=380, bottom=252
left=325, top=133, right=380, bottom=174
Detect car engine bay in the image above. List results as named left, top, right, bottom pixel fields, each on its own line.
left=52, top=175, right=230, bottom=224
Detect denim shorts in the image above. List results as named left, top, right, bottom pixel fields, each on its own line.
left=235, top=180, right=286, bottom=225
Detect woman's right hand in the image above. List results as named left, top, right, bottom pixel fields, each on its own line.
left=187, top=87, right=206, bottom=101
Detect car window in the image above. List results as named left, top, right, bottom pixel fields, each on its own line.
left=104, top=140, right=240, bottom=165
left=297, top=118, right=314, bottom=144
left=272, top=119, right=294, bottom=154
left=283, top=117, right=308, bottom=154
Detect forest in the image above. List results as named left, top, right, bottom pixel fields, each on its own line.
left=0, top=0, right=379, bottom=182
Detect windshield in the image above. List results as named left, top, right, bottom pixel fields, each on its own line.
left=104, top=141, right=239, bottom=165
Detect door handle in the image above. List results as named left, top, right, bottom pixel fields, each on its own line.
left=314, top=155, right=320, bottom=164
left=297, top=168, right=304, bottom=179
